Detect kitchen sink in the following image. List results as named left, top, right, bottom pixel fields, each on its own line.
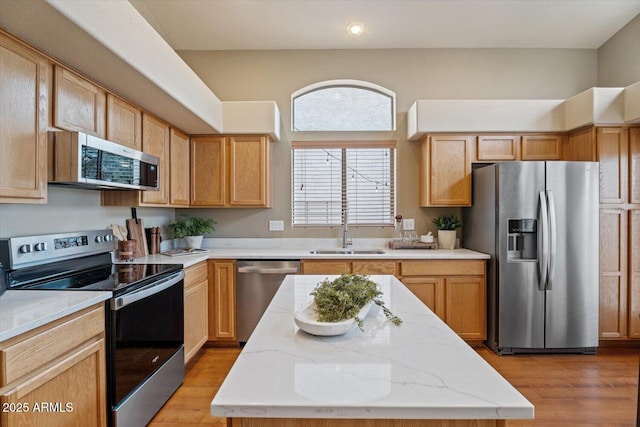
left=309, top=249, right=386, bottom=255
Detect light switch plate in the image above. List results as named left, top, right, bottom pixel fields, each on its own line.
left=403, top=218, right=415, bottom=231
left=269, top=220, right=284, bottom=231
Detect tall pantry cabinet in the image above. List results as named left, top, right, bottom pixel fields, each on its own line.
left=567, top=126, right=640, bottom=340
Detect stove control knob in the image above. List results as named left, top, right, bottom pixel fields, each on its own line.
left=95, top=236, right=103, bottom=243
left=34, top=242, right=47, bottom=251
left=19, top=244, right=33, bottom=254
left=103, top=234, right=113, bottom=242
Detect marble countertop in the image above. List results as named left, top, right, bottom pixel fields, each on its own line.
left=129, top=241, right=490, bottom=269
left=210, top=275, right=533, bottom=420
left=0, top=290, right=111, bottom=342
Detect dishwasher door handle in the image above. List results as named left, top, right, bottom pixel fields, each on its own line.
left=237, top=267, right=300, bottom=274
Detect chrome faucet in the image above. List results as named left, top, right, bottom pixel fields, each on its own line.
left=342, top=208, right=352, bottom=248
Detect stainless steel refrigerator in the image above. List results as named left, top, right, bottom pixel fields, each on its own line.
left=463, top=161, right=599, bottom=354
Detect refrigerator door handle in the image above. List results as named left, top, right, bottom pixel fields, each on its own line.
left=538, top=191, right=549, bottom=291
left=546, top=190, right=557, bottom=290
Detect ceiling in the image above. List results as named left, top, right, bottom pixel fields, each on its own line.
left=129, top=0, right=640, bottom=51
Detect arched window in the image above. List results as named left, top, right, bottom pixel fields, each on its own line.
left=291, top=80, right=395, bottom=131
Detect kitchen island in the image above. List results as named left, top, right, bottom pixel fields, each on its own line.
left=210, top=275, right=533, bottom=427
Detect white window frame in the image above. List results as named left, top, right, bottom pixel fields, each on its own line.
left=291, top=79, right=396, bottom=132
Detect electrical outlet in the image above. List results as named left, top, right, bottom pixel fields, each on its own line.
left=269, top=220, right=284, bottom=231
left=403, top=218, right=415, bottom=231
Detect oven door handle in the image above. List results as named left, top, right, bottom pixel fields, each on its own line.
left=111, top=270, right=184, bottom=311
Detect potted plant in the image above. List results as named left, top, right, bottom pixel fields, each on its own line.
left=432, top=214, right=463, bottom=250
left=167, top=214, right=216, bottom=249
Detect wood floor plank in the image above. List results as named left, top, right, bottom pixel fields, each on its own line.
left=149, top=346, right=639, bottom=426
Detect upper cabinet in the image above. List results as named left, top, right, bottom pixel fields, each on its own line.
left=476, top=134, right=564, bottom=162
left=0, top=30, right=49, bottom=204
left=101, top=115, right=186, bottom=208
left=191, top=135, right=272, bottom=208
left=53, top=65, right=106, bottom=137
left=418, top=135, right=473, bottom=207
left=169, top=128, right=190, bottom=206
left=106, top=94, right=142, bottom=150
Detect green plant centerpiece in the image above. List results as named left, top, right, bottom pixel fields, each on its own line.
left=432, top=214, right=463, bottom=230
left=310, top=273, right=402, bottom=331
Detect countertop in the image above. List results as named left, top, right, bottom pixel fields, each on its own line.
left=131, top=246, right=490, bottom=269
left=0, top=290, right=111, bottom=342
left=210, top=275, right=533, bottom=421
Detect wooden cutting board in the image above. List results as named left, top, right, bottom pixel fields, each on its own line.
left=126, top=218, right=149, bottom=258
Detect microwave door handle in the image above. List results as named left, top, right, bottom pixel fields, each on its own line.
left=538, top=191, right=549, bottom=291
left=546, top=190, right=557, bottom=290
left=111, top=271, right=184, bottom=311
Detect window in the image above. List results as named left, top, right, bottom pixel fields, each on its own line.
left=291, top=141, right=396, bottom=226
left=291, top=80, right=395, bottom=131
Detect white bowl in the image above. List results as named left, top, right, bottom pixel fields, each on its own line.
left=294, top=301, right=373, bottom=336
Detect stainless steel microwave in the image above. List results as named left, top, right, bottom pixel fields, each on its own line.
left=48, top=131, right=160, bottom=191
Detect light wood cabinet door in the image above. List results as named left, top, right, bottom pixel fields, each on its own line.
left=191, top=136, right=226, bottom=206
left=565, top=127, right=596, bottom=161
left=229, top=136, right=271, bottom=207
left=401, top=277, right=445, bottom=319
left=521, top=134, right=563, bottom=160
left=599, top=208, right=628, bottom=338
left=0, top=305, right=107, bottom=427
left=628, top=210, right=640, bottom=339
left=444, top=276, right=486, bottom=340
left=53, top=65, right=105, bottom=137
left=140, top=114, right=170, bottom=205
left=597, top=127, right=629, bottom=204
left=630, top=128, right=640, bottom=205
left=169, top=128, right=190, bottom=206
left=301, top=261, right=350, bottom=275
left=184, top=262, right=208, bottom=363
left=476, top=135, right=519, bottom=161
left=106, top=94, right=141, bottom=150
left=419, top=135, right=472, bottom=206
left=0, top=32, right=48, bottom=203
left=208, top=260, right=237, bottom=342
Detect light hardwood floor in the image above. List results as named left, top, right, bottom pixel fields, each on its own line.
left=149, top=346, right=639, bottom=427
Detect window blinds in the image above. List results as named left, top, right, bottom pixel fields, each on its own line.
left=291, top=141, right=395, bottom=226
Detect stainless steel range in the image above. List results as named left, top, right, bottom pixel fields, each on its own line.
left=0, top=230, right=185, bottom=427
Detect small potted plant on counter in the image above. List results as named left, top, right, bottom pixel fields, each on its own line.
left=167, top=214, right=216, bottom=249
left=432, top=214, right=463, bottom=250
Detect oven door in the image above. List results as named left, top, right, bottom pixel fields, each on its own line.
left=108, top=270, right=185, bottom=426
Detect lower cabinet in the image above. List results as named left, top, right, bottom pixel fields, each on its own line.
left=400, top=260, right=487, bottom=342
left=0, top=304, right=107, bottom=427
left=208, top=260, right=238, bottom=344
left=184, top=262, right=209, bottom=363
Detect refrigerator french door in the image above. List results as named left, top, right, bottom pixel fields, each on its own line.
left=463, top=161, right=599, bottom=354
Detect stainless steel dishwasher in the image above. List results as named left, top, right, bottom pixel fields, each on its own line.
left=236, top=260, right=300, bottom=342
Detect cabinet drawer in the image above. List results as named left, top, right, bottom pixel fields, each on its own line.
left=184, top=262, right=208, bottom=288
left=400, top=260, right=485, bottom=276
left=352, top=261, right=397, bottom=275
left=301, top=261, right=350, bottom=275
left=0, top=305, right=104, bottom=386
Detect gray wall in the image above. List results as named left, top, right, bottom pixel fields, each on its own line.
left=179, top=48, right=597, bottom=238
left=598, top=13, right=640, bottom=87
left=0, top=187, right=174, bottom=238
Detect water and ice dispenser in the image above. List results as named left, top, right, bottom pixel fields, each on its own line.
left=507, top=219, right=537, bottom=261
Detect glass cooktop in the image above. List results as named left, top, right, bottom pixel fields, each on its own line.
left=7, top=253, right=182, bottom=295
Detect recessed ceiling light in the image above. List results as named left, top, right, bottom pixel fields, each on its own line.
left=346, top=22, right=364, bottom=36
